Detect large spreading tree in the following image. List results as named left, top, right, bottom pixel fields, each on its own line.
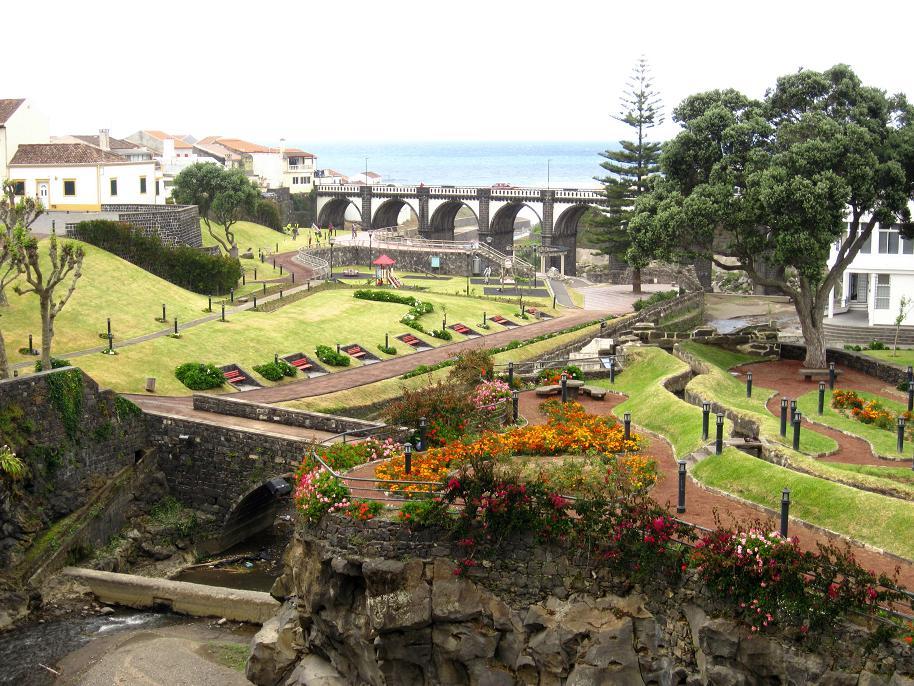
left=590, top=56, right=664, bottom=293
left=172, top=163, right=259, bottom=258
left=629, top=65, right=914, bottom=368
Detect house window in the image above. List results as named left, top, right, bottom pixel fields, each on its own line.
left=63, top=179, right=76, bottom=196
left=155, top=180, right=160, bottom=194
left=903, top=235, right=914, bottom=255
left=140, top=176, right=147, bottom=194
left=302, top=176, right=311, bottom=184
left=859, top=232, right=871, bottom=254
left=110, top=178, right=118, bottom=196
left=11, top=180, right=25, bottom=196
left=875, top=274, right=891, bottom=309
left=878, top=228, right=900, bottom=254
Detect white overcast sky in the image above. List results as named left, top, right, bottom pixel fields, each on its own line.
left=7, top=0, right=914, bottom=144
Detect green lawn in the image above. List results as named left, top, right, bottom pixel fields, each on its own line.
left=693, top=448, right=914, bottom=560
left=859, top=348, right=914, bottom=369
left=2, top=239, right=209, bottom=364
left=680, top=341, right=838, bottom=455
left=591, top=346, right=715, bottom=457
left=70, top=287, right=542, bottom=395
left=286, top=322, right=604, bottom=414
left=201, top=220, right=302, bottom=256
left=797, top=389, right=910, bottom=460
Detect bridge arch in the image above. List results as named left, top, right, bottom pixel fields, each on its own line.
left=428, top=200, right=479, bottom=242
left=318, top=198, right=361, bottom=229
left=547, top=204, right=592, bottom=277
left=219, top=476, right=293, bottom=550
left=489, top=202, right=543, bottom=253
left=372, top=198, right=420, bottom=230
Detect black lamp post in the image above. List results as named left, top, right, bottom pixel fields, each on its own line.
left=404, top=442, right=412, bottom=475
left=746, top=371, right=753, bottom=398
left=561, top=372, right=568, bottom=403
left=623, top=412, right=632, bottom=441
left=609, top=356, right=616, bottom=384
left=715, top=413, right=724, bottom=455
left=898, top=416, right=907, bottom=454
left=329, top=237, right=335, bottom=279
left=780, top=397, right=788, bottom=437
left=677, top=461, right=687, bottom=514
left=828, top=362, right=836, bottom=390
left=818, top=382, right=826, bottom=415
left=780, top=488, right=791, bottom=537
left=507, top=361, right=514, bottom=386
left=512, top=390, right=519, bottom=422
left=701, top=402, right=711, bottom=441
left=418, top=417, right=427, bottom=452
left=908, top=366, right=914, bottom=412
left=793, top=412, right=802, bottom=451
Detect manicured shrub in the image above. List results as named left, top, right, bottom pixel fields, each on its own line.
left=384, top=382, right=481, bottom=447
left=377, top=344, right=397, bottom=355
left=253, top=359, right=297, bottom=382
left=73, top=220, right=242, bottom=294
left=537, top=365, right=584, bottom=384
left=174, top=362, right=224, bottom=390
left=430, top=328, right=452, bottom=341
left=354, top=289, right=430, bottom=307
left=633, top=289, right=678, bottom=311
left=34, top=357, right=70, bottom=372
left=249, top=198, right=281, bottom=230
left=448, top=349, right=494, bottom=387
left=316, top=345, right=350, bottom=367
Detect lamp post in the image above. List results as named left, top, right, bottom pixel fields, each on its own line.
left=908, top=366, right=914, bottom=412
left=793, top=412, right=802, bottom=451
left=677, top=461, right=687, bottom=514
left=512, top=390, right=519, bottom=422
left=780, top=397, right=789, bottom=436
left=561, top=372, right=568, bottom=403
left=898, top=416, right=907, bottom=454
left=701, top=402, right=711, bottom=441
left=780, top=488, right=791, bottom=538
left=715, top=413, right=724, bottom=455
left=418, top=417, right=427, bottom=452
left=404, top=442, right=412, bottom=475
left=624, top=412, right=632, bottom=441
left=818, top=382, right=826, bottom=415
left=329, top=237, right=335, bottom=279
left=746, top=371, right=753, bottom=398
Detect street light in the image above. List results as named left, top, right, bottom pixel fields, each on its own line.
left=329, top=237, right=335, bottom=279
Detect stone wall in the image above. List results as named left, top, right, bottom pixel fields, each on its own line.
left=144, top=412, right=313, bottom=522
left=781, top=343, right=910, bottom=386
left=309, top=244, right=503, bottom=277
left=248, top=518, right=914, bottom=686
left=191, top=395, right=385, bottom=435
left=634, top=324, right=782, bottom=356
left=0, top=369, right=147, bottom=571
left=101, top=203, right=202, bottom=247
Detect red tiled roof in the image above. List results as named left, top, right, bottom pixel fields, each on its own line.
left=72, top=135, right=140, bottom=150
left=143, top=130, right=193, bottom=148
left=10, top=143, right=133, bottom=165
left=216, top=138, right=274, bottom=154
left=0, top=99, right=25, bottom=125
left=283, top=148, right=315, bottom=158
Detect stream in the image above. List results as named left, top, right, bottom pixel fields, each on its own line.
left=0, top=517, right=292, bottom=683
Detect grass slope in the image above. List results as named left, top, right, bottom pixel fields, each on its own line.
left=797, top=389, right=910, bottom=460
left=693, top=448, right=914, bottom=560
left=3, top=239, right=208, bottom=364
left=680, top=341, right=837, bottom=455
left=859, top=348, right=914, bottom=370
left=73, top=287, right=538, bottom=395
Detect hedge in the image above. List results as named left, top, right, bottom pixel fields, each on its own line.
left=175, top=362, right=224, bottom=390
left=353, top=289, right=428, bottom=307
left=73, top=220, right=242, bottom=294
left=35, top=357, right=71, bottom=372
left=633, top=289, right=678, bottom=311
left=316, top=345, right=350, bottom=367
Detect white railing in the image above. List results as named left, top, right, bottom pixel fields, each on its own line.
left=315, top=183, right=604, bottom=200
left=293, top=248, right=330, bottom=279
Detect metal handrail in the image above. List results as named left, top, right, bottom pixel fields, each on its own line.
left=293, top=248, right=330, bottom=279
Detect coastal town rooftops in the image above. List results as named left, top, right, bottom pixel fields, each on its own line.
left=0, top=99, right=25, bottom=125
left=142, top=130, right=193, bottom=148
left=215, top=138, right=274, bottom=154
left=68, top=134, right=140, bottom=150
left=10, top=143, right=134, bottom=165
left=284, top=148, right=315, bottom=158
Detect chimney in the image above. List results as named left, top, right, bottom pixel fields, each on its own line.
left=163, top=138, right=175, bottom=159
left=279, top=138, right=285, bottom=157
left=99, top=128, right=110, bottom=151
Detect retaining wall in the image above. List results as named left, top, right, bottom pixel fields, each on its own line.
left=780, top=343, right=909, bottom=386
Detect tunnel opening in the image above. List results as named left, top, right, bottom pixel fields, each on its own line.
left=216, top=477, right=293, bottom=554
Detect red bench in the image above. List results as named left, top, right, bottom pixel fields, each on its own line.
left=346, top=346, right=366, bottom=358
left=491, top=315, right=507, bottom=323
left=224, top=370, right=245, bottom=383
left=452, top=324, right=471, bottom=334
left=290, top=358, right=313, bottom=370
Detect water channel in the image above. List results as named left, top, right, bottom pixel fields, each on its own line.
left=0, top=517, right=292, bottom=683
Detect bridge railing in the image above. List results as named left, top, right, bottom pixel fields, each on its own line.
left=316, top=183, right=606, bottom=201
left=293, top=248, right=330, bottom=279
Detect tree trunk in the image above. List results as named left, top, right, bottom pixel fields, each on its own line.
left=40, top=296, right=52, bottom=370
left=0, top=330, right=9, bottom=380
left=795, top=290, right=828, bottom=368
left=632, top=267, right=642, bottom=294
left=229, top=244, right=239, bottom=259
left=0, top=288, right=7, bottom=307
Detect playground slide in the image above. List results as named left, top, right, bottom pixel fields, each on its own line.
left=389, top=271, right=403, bottom=289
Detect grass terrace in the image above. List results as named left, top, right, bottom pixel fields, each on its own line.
left=858, top=348, right=914, bottom=369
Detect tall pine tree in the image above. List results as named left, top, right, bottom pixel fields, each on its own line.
left=590, top=57, right=663, bottom=293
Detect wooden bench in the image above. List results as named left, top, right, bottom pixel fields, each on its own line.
left=224, top=370, right=245, bottom=384
left=401, top=334, right=422, bottom=347
left=490, top=315, right=515, bottom=326
left=535, top=385, right=561, bottom=397
left=290, top=358, right=313, bottom=370
left=346, top=346, right=366, bottom=358
left=452, top=324, right=471, bottom=334
left=799, top=368, right=842, bottom=382
left=581, top=386, right=607, bottom=400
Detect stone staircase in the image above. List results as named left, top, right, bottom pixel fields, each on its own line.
left=824, top=321, right=914, bottom=346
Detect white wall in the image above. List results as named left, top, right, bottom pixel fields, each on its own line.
left=871, top=273, right=914, bottom=326
left=10, top=161, right=160, bottom=209
left=0, top=101, right=49, bottom=178
left=251, top=152, right=283, bottom=187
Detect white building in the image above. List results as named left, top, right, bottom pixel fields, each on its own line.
left=314, top=169, right=348, bottom=185
left=282, top=147, right=316, bottom=193
left=8, top=143, right=161, bottom=210
left=53, top=130, right=153, bottom=162
left=350, top=170, right=382, bottom=185
left=0, top=99, right=49, bottom=179
left=827, top=221, right=914, bottom=327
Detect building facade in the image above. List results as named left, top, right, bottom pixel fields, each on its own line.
left=9, top=143, right=161, bottom=210
left=0, top=99, right=49, bottom=179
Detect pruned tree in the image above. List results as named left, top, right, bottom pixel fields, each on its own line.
left=629, top=65, right=914, bottom=368
left=590, top=56, right=664, bottom=293
left=0, top=180, right=44, bottom=306
left=0, top=231, right=22, bottom=378
left=12, top=228, right=85, bottom=370
left=172, top=163, right=259, bottom=258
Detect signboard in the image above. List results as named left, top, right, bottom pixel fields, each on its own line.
left=430, top=256, right=441, bottom=268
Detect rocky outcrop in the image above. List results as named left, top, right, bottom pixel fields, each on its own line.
left=248, top=520, right=914, bottom=686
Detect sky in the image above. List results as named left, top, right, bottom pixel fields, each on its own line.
left=7, top=0, right=914, bottom=145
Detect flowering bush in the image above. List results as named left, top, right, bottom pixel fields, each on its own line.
left=472, top=379, right=513, bottom=411
left=294, top=466, right=351, bottom=523
left=537, top=365, right=584, bottom=385
left=347, top=499, right=384, bottom=521
left=690, top=525, right=902, bottom=634
left=384, top=382, right=482, bottom=447
left=398, top=497, right=452, bottom=528
left=448, top=349, right=494, bottom=387
left=832, top=390, right=913, bottom=439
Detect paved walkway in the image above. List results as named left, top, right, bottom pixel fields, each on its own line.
left=575, top=282, right=673, bottom=313
left=547, top=278, right=577, bottom=308
left=127, top=309, right=602, bottom=409
left=12, top=251, right=317, bottom=371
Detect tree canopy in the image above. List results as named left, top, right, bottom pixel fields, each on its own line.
left=629, top=64, right=914, bottom=366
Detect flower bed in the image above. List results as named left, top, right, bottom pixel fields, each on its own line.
left=472, top=379, right=513, bottom=411
left=536, top=365, right=584, bottom=385
left=832, top=389, right=912, bottom=438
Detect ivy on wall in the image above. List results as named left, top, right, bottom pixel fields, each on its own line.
left=46, top=369, right=85, bottom=442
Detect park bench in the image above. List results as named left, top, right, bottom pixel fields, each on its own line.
left=223, top=369, right=246, bottom=385
left=398, top=333, right=426, bottom=348
left=290, top=358, right=313, bottom=371
left=535, top=385, right=561, bottom=397
left=581, top=386, right=607, bottom=400
left=799, top=367, right=842, bottom=382
left=346, top=345, right=367, bottom=359
left=450, top=323, right=479, bottom=337
left=490, top=315, right=516, bottom=326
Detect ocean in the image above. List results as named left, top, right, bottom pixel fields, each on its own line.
left=291, top=140, right=611, bottom=188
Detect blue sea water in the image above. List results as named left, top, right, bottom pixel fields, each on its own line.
left=293, top=140, right=610, bottom=188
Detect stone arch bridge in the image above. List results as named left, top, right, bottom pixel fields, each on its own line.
left=316, top=184, right=607, bottom=276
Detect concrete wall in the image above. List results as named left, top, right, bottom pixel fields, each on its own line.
left=192, top=395, right=384, bottom=434
left=311, top=244, right=502, bottom=277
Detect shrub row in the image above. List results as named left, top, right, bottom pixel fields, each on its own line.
left=316, top=345, right=350, bottom=367
left=73, top=220, right=242, bottom=295
left=632, top=289, right=679, bottom=311
left=175, top=362, right=224, bottom=390
left=353, top=289, right=426, bottom=307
